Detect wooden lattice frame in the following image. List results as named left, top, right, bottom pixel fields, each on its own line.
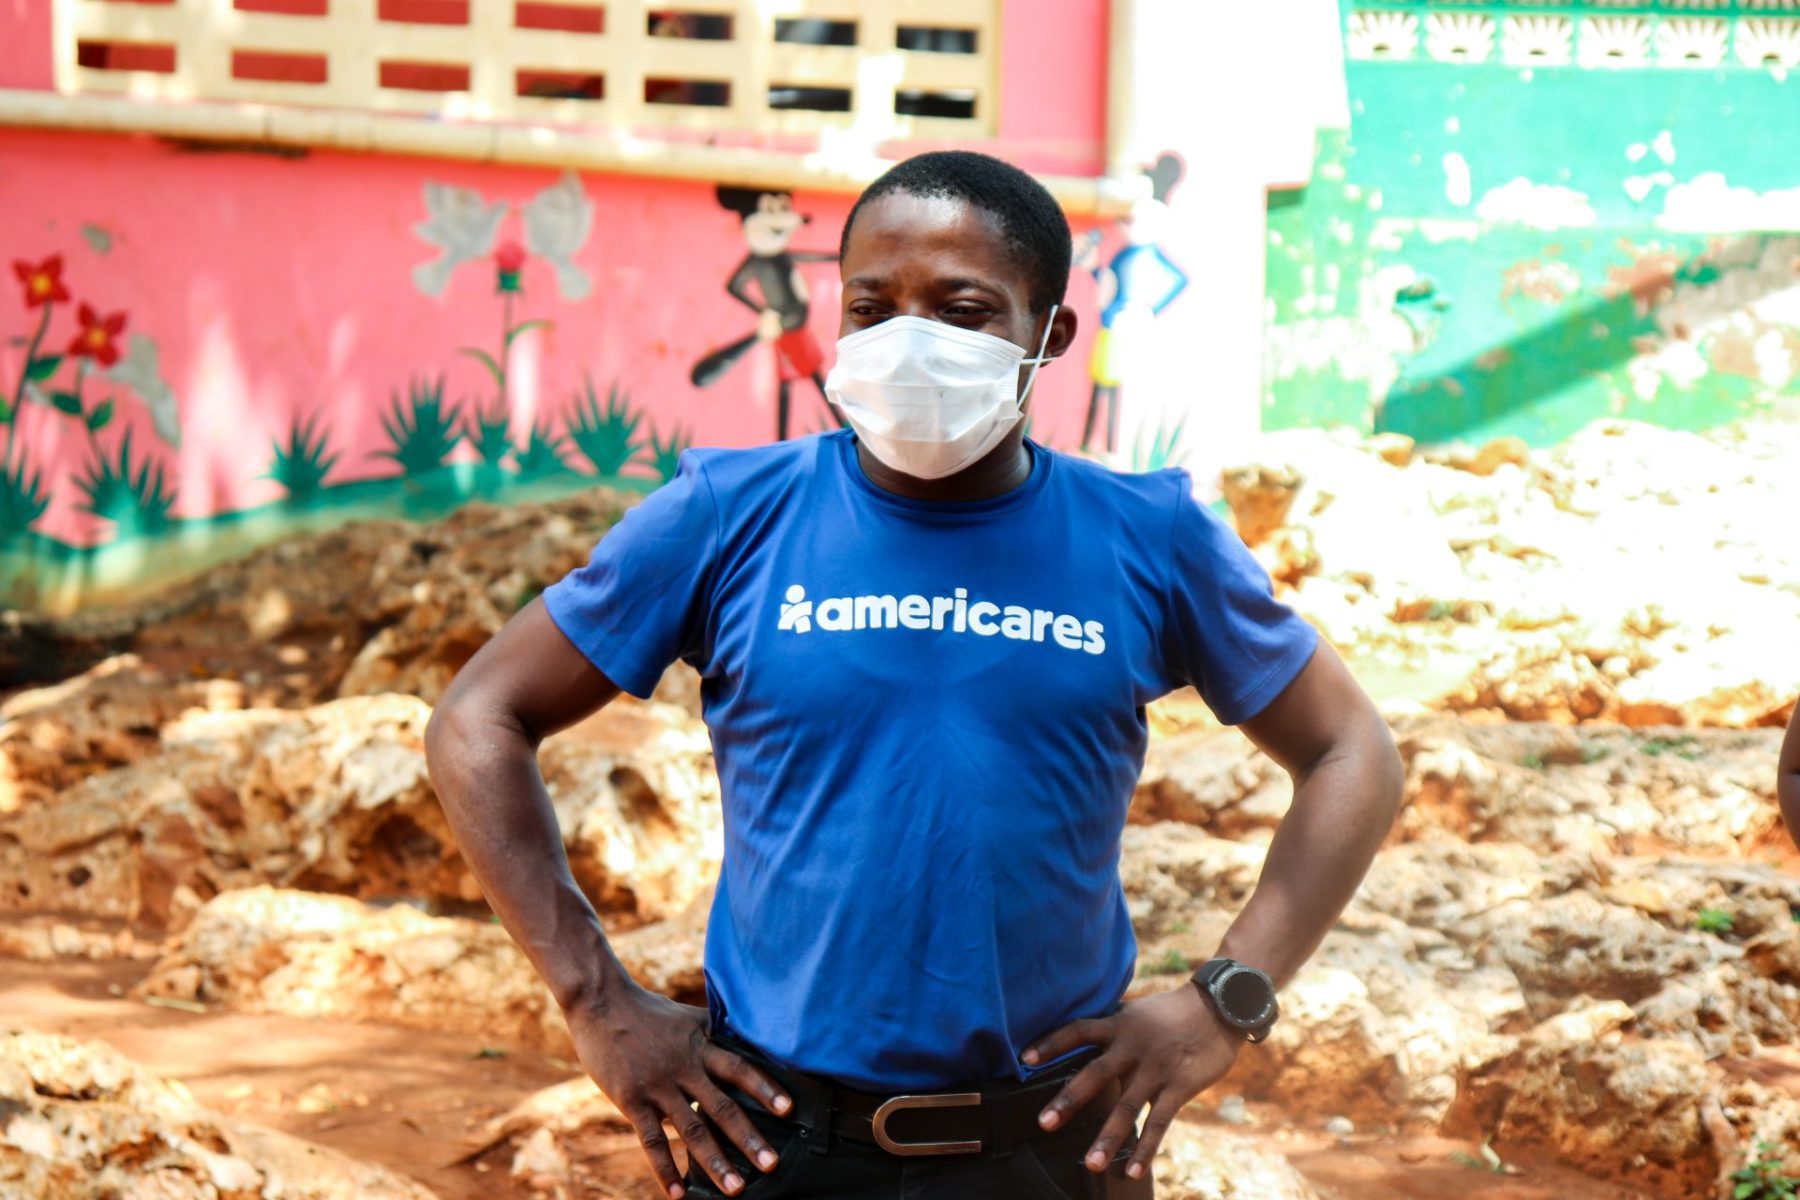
left=51, top=0, right=1002, bottom=139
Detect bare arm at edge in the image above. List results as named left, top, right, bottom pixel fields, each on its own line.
left=1780, top=703, right=1800, bottom=852
left=425, top=598, right=787, bottom=1200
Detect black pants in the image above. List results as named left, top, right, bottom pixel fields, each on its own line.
left=683, top=1045, right=1154, bottom=1199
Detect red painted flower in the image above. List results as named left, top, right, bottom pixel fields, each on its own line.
left=68, top=303, right=127, bottom=368
left=13, top=256, right=70, bottom=308
left=495, top=240, right=525, bottom=293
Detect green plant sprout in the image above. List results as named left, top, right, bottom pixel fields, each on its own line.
left=76, top=426, right=176, bottom=532
left=265, top=410, right=339, bottom=502
left=567, top=376, right=643, bottom=477
left=464, top=396, right=513, bottom=469
left=1732, top=1140, right=1799, bottom=1199
left=1642, top=735, right=1702, bottom=761
left=1146, top=948, right=1190, bottom=976
left=379, top=375, right=459, bottom=476
left=0, top=453, right=49, bottom=539
left=647, top=421, right=694, bottom=484
left=513, top=419, right=571, bottom=480
left=1695, top=908, right=1735, bottom=936
left=1129, top=416, right=1187, bottom=473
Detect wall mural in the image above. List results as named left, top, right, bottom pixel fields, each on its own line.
left=690, top=186, right=841, bottom=442
left=5, top=255, right=181, bottom=541
left=1266, top=63, right=1800, bottom=445
left=0, top=139, right=1112, bottom=614
left=1075, top=153, right=1190, bottom=459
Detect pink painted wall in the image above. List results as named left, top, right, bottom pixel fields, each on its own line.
left=0, top=128, right=1106, bottom=551
left=0, top=0, right=53, bottom=91
left=995, top=0, right=1110, bottom=177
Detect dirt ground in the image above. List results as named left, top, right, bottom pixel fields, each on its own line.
left=1, top=941, right=1659, bottom=1200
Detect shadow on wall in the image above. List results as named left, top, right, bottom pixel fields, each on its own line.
left=1374, top=234, right=1796, bottom=446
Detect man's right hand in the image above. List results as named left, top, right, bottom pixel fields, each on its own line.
left=565, top=982, right=794, bottom=1199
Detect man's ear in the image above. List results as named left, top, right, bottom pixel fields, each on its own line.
left=1044, top=304, right=1079, bottom=359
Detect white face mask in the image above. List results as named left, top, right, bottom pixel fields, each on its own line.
left=825, top=307, right=1059, bottom=481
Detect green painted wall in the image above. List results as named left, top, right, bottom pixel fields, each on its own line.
left=1266, top=52, right=1800, bottom=445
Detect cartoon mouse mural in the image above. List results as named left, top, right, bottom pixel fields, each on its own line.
left=1077, top=153, right=1191, bottom=454
left=690, top=186, right=840, bottom=441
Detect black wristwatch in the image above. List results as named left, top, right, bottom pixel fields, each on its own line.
left=1190, top=957, right=1279, bottom=1043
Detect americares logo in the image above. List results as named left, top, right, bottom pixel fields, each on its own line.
left=778, top=584, right=1106, bottom=655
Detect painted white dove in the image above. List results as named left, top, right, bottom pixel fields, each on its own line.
left=523, top=171, right=595, bottom=301
left=106, top=334, right=180, bottom=446
left=412, top=181, right=507, bottom=297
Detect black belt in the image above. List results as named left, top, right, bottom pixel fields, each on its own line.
left=717, top=1038, right=1112, bottom=1159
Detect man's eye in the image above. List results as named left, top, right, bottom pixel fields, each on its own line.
left=945, top=306, right=988, bottom=318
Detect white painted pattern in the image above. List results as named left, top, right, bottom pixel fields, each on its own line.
left=1736, top=16, right=1800, bottom=64
left=1579, top=15, right=1652, bottom=66
left=1347, top=10, right=1421, bottom=59
left=1502, top=15, right=1575, bottom=65
left=1425, top=13, right=1497, bottom=62
left=1655, top=17, right=1730, bottom=66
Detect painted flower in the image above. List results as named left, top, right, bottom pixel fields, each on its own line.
left=495, top=240, right=526, bottom=293
left=68, top=303, right=127, bottom=367
left=13, top=256, right=70, bottom=308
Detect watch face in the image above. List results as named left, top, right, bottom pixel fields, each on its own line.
left=1217, top=969, right=1275, bottom=1025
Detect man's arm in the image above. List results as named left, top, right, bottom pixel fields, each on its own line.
left=1780, top=703, right=1800, bottom=851
left=425, top=598, right=788, bottom=1200
left=1025, top=643, right=1403, bottom=1181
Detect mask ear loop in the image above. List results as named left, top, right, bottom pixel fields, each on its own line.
left=1014, top=303, right=1061, bottom=410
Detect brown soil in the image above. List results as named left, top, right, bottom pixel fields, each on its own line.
left=1, top=942, right=1662, bottom=1200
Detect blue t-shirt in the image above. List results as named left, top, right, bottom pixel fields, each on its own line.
left=543, top=431, right=1317, bottom=1091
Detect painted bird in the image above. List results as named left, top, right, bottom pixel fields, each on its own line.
left=412, top=182, right=507, bottom=297
left=523, top=171, right=594, bottom=301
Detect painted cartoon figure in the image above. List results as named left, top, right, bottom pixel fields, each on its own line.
left=1077, top=154, right=1190, bottom=453
left=690, top=187, right=839, bottom=441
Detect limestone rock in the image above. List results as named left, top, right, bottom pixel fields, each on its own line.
left=136, top=887, right=570, bottom=1051
left=135, top=886, right=708, bottom=1050
left=8, top=487, right=635, bottom=701
left=0, top=654, right=248, bottom=814
left=1229, top=420, right=1800, bottom=729
left=1131, top=730, right=1290, bottom=835
left=1394, top=716, right=1782, bottom=856
left=1491, top=1013, right=1714, bottom=1200
left=1220, top=464, right=1302, bottom=549
left=1140, top=716, right=1784, bottom=859
left=1153, top=1121, right=1321, bottom=1199
left=330, top=497, right=632, bottom=703
left=0, top=1028, right=437, bottom=1199
left=0, top=694, right=720, bottom=931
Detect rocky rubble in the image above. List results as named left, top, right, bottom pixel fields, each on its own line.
left=1136, top=714, right=1788, bottom=857
left=3, top=486, right=635, bottom=699
left=0, top=693, right=719, bottom=931
left=1224, top=419, right=1800, bottom=729
left=1125, top=819, right=1800, bottom=1194
left=0, top=1028, right=436, bottom=1199
left=134, top=884, right=709, bottom=1052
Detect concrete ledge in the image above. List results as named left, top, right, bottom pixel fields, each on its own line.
left=0, top=88, right=1140, bottom=216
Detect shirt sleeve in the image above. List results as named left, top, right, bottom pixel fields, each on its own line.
left=541, top=452, right=720, bottom=699
left=1160, top=470, right=1320, bottom=725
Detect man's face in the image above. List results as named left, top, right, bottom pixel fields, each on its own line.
left=839, top=192, right=1040, bottom=355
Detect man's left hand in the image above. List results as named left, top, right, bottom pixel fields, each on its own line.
left=1022, top=984, right=1241, bottom=1182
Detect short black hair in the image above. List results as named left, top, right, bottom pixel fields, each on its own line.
left=840, top=151, right=1071, bottom=313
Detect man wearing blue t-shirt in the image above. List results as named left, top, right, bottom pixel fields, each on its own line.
left=426, top=152, right=1403, bottom=1199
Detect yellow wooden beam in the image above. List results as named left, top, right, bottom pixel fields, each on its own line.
left=0, top=87, right=1138, bottom=216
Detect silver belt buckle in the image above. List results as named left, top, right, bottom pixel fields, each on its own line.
left=869, top=1092, right=983, bottom=1156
